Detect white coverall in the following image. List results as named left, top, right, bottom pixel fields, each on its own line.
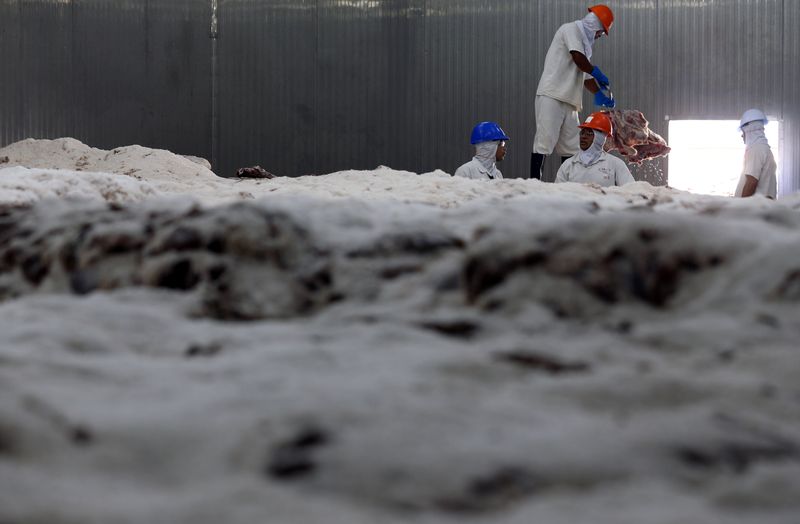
left=555, top=151, right=634, bottom=187
left=454, top=141, right=503, bottom=180
left=734, top=123, right=777, bottom=198
left=533, top=13, right=604, bottom=156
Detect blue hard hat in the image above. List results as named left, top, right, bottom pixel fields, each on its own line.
left=470, top=121, right=510, bottom=145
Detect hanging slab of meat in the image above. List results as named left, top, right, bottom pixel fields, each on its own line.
left=604, top=109, right=671, bottom=164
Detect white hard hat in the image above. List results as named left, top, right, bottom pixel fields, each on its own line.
left=739, top=108, right=767, bottom=130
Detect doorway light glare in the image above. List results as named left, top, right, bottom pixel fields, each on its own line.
left=668, top=120, right=780, bottom=196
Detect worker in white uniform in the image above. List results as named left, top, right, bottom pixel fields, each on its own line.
left=735, top=108, right=777, bottom=199
left=555, top=111, right=634, bottom=187
left=454, top=121, right=509, bottom=180
left=531, top=4, right=616, bottom=180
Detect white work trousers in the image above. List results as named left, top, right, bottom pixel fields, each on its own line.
left=532, top=95, right=580, bottom=156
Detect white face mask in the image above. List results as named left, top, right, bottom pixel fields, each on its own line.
left=474, top=141, right=500, bottom=177
left=576, top=12, right=605, bottom=60
left=578, top=130, right=607, bottom=166
left=742, top=122, right=769, bottom=149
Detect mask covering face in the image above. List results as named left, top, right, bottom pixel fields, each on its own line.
left=578, top=129, right=607, bottom=166
left=576, top=12, right=604, bottom=60
left=742, top=121, right=769, bottom=149
left=474, top=141, right=499, bottom=178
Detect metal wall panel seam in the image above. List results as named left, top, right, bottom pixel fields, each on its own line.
left=314, top=0, right=319, bottom=174
left=210, top=0, right=219, bottom=170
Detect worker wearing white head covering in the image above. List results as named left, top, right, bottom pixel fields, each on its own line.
left=734, top=109, right=777, bottom=199
left=556, top=111, right=634, bottom=187
left=455, top=121, right=509, bottom=180
left=532, top=5, right=616, bottom=181
left=742, top=121, right=769, bottom=148
left=576, top=12, right=605, bottom=60
left=578, top=127, right=607, bottom=166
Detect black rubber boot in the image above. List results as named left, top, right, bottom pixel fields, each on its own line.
left=530, top=153, right=545, bottom=180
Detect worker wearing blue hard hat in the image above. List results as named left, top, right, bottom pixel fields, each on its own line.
left=531, top=4, right=616, bottom=181
left=735, top=108, right=777, bottom=199
left=454, top=121, right=509, bottom=180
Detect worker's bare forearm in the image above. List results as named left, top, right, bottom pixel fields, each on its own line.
left=740, top=175, right=758, bottom=197
left=572, top=51, right=603, bottom=93
left=570, top=51, right=594, bottom=73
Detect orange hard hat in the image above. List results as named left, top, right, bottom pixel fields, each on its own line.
left=579, top=111, right=613, bottom=135
left=588, top=4, right=614, bottom=34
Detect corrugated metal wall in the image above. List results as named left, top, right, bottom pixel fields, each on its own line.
left=1, top=0, right=797, bottom=194
left=783, top=0, right=799, bottom=194
left=217, top=0, right=317, bottom=176
left=0, top=0, right=211, bottom=160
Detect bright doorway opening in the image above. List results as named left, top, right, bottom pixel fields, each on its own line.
left=668, top=120, right=780, bottom=196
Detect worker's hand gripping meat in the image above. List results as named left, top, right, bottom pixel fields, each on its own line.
left=594, top=88, right=616, bottom=109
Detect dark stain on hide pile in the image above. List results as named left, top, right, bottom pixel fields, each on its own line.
left=0, top=202, right=336, bottom=319
left=0, top=421, right=19, bottom=456
left=674, top=414, right=800, bottom=474
left=676, top=440, right=798, bottom=474
left=463, top=247, right=547, bottom=304
left=266, top=427, right=331, bottom=480
left=70, top=269, right=98, bottom=295
left=348, top=232, right=464, bottom=258
left=464, top=224, right=725, bottom=309
left=59, top=224, right=91, bottom=273
left=495, top=350, right=590, bottom=375
left=418, top=319, right=480, bottom=339
left=22, top=396, right=95, bottom=447
left=156, top=258, right=200, bottom=290
left=380, top=264, right=423, bottom=280
left=185, top=342, right=223, bottom=358
left=436, top=467, right=543, bottom=513
left=0, top=210, right=31, bottom=273
left=86, top=228, right=146, bottom=256
left=771, top=269, right=800, bottom=301
left=759, top=209, right=799, bottom=228
left=161, top=226, right=205, bottom=251
left=69, top=425, right=94, bottom=446
left=21, top=253, right=49, bottom=284
left=754, top=312, right=780, bottom=328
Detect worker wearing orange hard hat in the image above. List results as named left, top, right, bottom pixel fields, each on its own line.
left=555, top=111, right=634, bottom=186
left=531, top=4, right=617, bottom=181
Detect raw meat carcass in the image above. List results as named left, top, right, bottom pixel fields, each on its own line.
left=603, top=109, right=671, bottom=164
left=234, top=165, right=276, bottom=179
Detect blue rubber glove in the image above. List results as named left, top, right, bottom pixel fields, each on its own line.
left=591, top=65, right=610, bottom=88
left=594, top=90, right=616, bottom=108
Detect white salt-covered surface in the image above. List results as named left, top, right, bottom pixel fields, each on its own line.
left=1, top=137, right=748, bottom=208
left=1, top=138, right=799, bottom=524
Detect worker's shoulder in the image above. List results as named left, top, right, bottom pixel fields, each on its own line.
left=559, top=154, right=578, bottom=168
left=744, top=143, right=774, bottom=166
left=454, top=159, right=477, bottom=177
left=555, top=21, right=580, bottom=37
left=555, top=21, right=578, bottom=32
left=556, top=156, right=576, bottom=177
left=748, top=142, right=774, bottom=155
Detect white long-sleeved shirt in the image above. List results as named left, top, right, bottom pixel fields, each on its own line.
left=555, top=151, right=634, bottom=186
